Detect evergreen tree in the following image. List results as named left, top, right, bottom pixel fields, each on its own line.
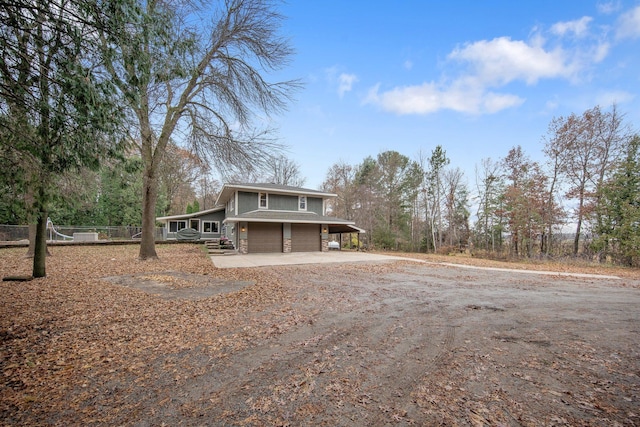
left=593, top=135, right=640, bottom=266
left=0, top=0, right=123, bottom=276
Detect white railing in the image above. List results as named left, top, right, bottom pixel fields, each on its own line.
left=47, top=218, right=73, bottom=241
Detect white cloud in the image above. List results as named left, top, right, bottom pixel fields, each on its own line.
left=551, top=16, right=593, bottom=38
left=324, top=67, right=358, bottom=97
left=616, top=5, right=640, bottom=40
left=337, top=73, right=358, bottom=97
left=597, top=1, right=621, bottom=15
left=448, top=37, right=575, bottom=85
left=364, top=16, right=616, bottom=116
left=364, top=81, right=524, bottom=115
left=591, top=41, right=610, bottom=63
left=364, top=35, right=573, bottom=115
left=482, top=92, right=526, bottom=113
left=403, top=60, right=413, bottom=70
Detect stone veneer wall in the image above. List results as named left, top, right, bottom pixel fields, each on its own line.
left=321, top=239, right=328, bottom=252
left=283, top=238, right=292, bottom=253
left=239, top=238, right=248, bottom=254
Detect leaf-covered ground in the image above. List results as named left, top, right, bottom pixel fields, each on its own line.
left=1, top=244, right=638, bottom=426
left=1, top=244, right=297, bottom=425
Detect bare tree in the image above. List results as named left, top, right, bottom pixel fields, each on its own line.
left=194, top=171, right=221, bottom=211
left=442, top=167, right=469, bottom=247
left=322, top=160, right=356, bottom=219
left=542, top=118, right=568, bottom=256
left=158, top=144, right=203, bottom=215
left=474, top=158, right=504, bottom=253
left=98, top=0, right=300, bottom=259
left=550, top=105, right=626, bottom=255
left=263, top=154, right=307, bottom=187
left=424, top=146, right=449, bottom=251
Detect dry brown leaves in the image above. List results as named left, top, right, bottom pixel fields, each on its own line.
left=375, top=251, right=640, bottom=279
left=0, top=244, right=297, bottom=425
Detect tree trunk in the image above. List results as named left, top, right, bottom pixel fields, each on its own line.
left=33, top=208, right=48, bottom=278
left=24, top=183, right=37, bottom=257
left=26, top=223, right=37, bottom=257
left=139, top=162, right=159, bottom=260
left=573, top=216, right=582, bottom=256
left=573, top=190, right=586, bottom=256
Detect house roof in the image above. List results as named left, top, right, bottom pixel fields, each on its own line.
left=224, top=209, right=349, bottom=224
left=224, top=210, right=366, bottom=233
left=216, top=182, right=336, bottom=206
left=156, top=206, right=225, bottom=222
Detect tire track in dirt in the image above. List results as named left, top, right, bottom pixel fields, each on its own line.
left=163, top=279, right=464, bottom=424
left=132, top=262, right=640, bottom=426
left=199, top=267, right=468, bottom=425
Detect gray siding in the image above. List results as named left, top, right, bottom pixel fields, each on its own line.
left=164, top=210, right=225, bottom=239
left=238, top=191, right=324, bottom=215
left=238, top=191, right=258, bottom=214
left=236, top=191, right=325, bottom=214
left=268, top=193, right=298, bottom=211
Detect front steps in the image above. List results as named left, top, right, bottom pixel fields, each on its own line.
left=204, top=239, right=237, bottom=256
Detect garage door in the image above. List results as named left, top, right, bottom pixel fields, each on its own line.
left=248, top=222, right=282, bottom=253
left=291, top=224, right=321, bottom=252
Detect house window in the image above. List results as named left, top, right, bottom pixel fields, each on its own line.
left=299, top=196, right=307, bottom=211
left=190, top=219, right=199, bottom=231
left=259, top=192, right=268, bottom=209
left=169, top=220, right=187, bottom=233
left=202, top=221, right=219, bottom=233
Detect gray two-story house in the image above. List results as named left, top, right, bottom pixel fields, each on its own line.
left=156, top=183, right=363, bottom=253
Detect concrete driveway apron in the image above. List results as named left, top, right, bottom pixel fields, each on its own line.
left=210, top=251, right=419, bottom=268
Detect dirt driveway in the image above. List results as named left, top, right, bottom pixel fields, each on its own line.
left=1, top=246, right=639, bottom=426
left=166, top=262, right=640, bottom=426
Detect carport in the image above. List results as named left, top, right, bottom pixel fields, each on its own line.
left=327, top=223, right=366, bottom=251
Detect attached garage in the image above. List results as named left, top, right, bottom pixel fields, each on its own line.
left=291, top=223, right=321, bottom=252
left=248, top=222, right=283, bottom=253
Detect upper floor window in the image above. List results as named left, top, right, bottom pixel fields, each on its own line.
left=299, top=196, right=307, bottom=211
left=259, top=192, right=268, bottom=209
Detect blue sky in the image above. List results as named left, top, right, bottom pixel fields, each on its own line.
left=270, top=1, right=640, bottom=192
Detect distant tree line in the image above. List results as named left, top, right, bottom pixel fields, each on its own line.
left=322, top=105, right=639, bottom=267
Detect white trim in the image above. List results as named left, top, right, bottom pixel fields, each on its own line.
left=157, top=206, right=225, bottom=221
left=259, top=192, right=268, bottom=209
left=202, top=221, right=220, bottom=233
left=224, top=183, right=335, bottom=197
